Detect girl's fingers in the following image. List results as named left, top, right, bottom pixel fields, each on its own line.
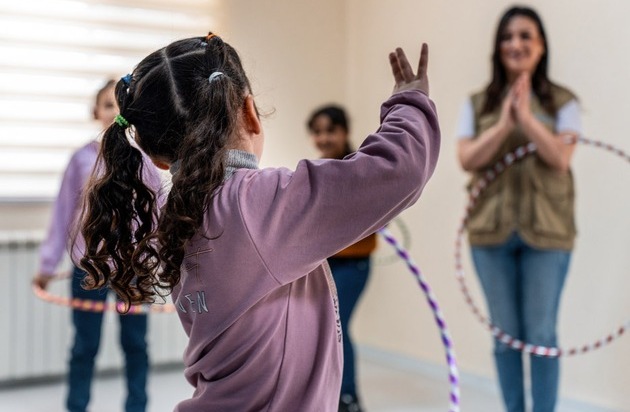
left=396, top=48, right=414, bottom=81
left=389, top=52, right=404, bottom=85
left=389, top=44, right=430, bottom=96
left=416, top=43, right=428, bottom=80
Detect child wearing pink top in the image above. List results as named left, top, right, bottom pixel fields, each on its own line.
left=78, top=34, right=440, bottom=411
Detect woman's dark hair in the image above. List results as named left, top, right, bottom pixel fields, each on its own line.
left=79, top=33, right=254, bottom=309
left=306, top=105, right=353, bottom=156
left=483, top=6, right=557, bottom=115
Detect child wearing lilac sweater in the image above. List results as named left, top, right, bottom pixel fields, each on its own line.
left=34, top=81, right=160, bottom=412
left=79, top=34, right=439, bottom=412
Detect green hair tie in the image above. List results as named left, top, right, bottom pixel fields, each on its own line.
left=114, top=114, right=130, bottom=128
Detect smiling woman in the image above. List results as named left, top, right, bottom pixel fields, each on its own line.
left=455, top=6, right=582, bottom=412
left=498, top=17, right=546, bottom=81
left=0, top=0, right=214, bottom=201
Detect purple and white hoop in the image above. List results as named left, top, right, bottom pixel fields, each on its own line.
left=379, top=227, right=460, bottom=412
left=455, top=136, right=629, bottom=357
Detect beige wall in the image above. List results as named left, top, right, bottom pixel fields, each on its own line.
left=0, top=204, right=50, bottom=231
left=343, top=0, right=629, bottom=409
left=2, top=0, right=628, bottom=408
left=213, top=0, right=349, bottom=168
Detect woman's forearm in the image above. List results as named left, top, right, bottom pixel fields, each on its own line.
left=519, top=114, right=574, bottom=172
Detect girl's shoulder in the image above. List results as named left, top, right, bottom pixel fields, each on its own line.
left=67, top=140, right=99, bottom=165
left=73, top=140, right=99, bottom=156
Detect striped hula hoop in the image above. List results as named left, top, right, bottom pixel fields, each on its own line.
left=32, top=277, right=176, bottom=315
left=455, top=136, right=629, bottom=357
left=379, top=227, right=460, bottom=412
left=32, top=226, right=460, bottom=406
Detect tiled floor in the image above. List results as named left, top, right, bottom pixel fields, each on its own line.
left=0, top=351, right=619, bottom=412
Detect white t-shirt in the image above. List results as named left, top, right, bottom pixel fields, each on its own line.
left=455, top=98, right=582, bottom=139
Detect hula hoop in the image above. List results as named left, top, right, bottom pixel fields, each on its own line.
left=374, top=217, right=412, bottom=265
left=379, top=227, right=460, bottom=412
left=32, top=276, right=177, bottom=315
left=32, top=230, right=462, bottom=410
left=456, top=136, right=630, bottom=357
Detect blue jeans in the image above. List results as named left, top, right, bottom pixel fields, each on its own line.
left=327, top=257, right=371, bottom=399
left=472, top=233, right=571, bottom=412
left=67, top=267, right=149, bottom=412
left=471, top=233, right=571, bottom=412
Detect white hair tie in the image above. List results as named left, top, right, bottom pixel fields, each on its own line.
left=208, top=72, right=224, bottom=83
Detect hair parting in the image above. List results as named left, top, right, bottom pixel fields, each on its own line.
left=78, top=34, right=255, bottom=309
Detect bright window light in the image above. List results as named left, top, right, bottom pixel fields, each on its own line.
left=0, top=0, right=214, bottom=202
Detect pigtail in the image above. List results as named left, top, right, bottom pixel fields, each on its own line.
left=80, top=80, right=159, bottom=309
left=79, top=35, right=255, bottom=304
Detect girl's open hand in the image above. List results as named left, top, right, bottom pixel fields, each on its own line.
left=389, top=43, right=429, bottom=96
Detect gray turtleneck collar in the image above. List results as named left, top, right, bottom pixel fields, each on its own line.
left=224, top=149, right=259, bottom=180
left=168, top=149, right=259, bottom=181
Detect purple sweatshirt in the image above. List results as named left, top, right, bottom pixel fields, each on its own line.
left=38, top=141, right=99, bottom=274
left=172, top=90, right=441, bottom=412
left=39, top=140, right=163, bottom=275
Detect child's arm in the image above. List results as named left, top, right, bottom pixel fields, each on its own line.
left=238, top=45, right=440, bottom=284
left=35, top=148, right=90, bottom=289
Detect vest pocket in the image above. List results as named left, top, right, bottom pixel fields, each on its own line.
left=530, top=169, right=576, bottom=239
left=466, top=179, right=502, bottom=234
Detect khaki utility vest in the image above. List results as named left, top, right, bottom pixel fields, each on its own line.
left=467, top=85, right=577, bottom=250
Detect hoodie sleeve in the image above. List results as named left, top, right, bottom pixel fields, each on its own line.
left=238, top=90, right=441, bottom=284
left=38, top=148, right=92, bottom=275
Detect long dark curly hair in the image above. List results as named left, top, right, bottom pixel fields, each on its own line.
left=482, top=6, right=558, bottom=116
left=78, top=34, right=254, bottom=309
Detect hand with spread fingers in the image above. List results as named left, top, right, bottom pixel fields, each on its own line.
left=389, top=43, right=429, bottom=96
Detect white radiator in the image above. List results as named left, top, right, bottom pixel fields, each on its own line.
left=0, top=231, right=188, bottom=383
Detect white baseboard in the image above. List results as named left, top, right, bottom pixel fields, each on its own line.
left=358, top=345, right=620, bottom=412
